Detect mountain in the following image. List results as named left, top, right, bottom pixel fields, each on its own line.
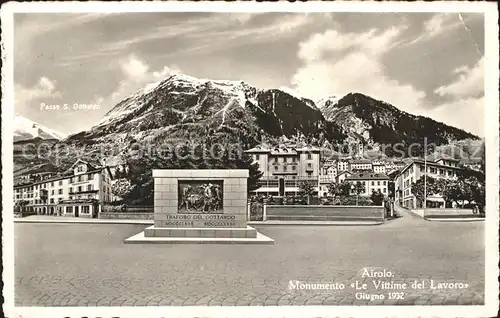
left=49, top=73, right=345, bottom=169
left=322, top=92, right=480, bottom=156
left=13, top=74, right=481, bottom=174
left=14, top=115, right=65, bottom=142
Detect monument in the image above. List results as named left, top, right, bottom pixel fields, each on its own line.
left=125, top=169, right=274, bottom=244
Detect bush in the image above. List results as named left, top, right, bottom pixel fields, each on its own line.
left=336, top=196, right=373, bottom=206
left=249, top=202, right=264, bottom=221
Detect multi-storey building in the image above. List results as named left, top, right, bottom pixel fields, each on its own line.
left=337, top=159, right=349, bottom=172
left=349, top=159, right=373, bottom=171
left=246, top=145, right=321, bottom=195
left=395, top=157, right=462, bottom=209
left=13, top=159, right=113, bottom=217
left=372, top=162, right=387, bottom=174
left=345, top=172, right=390, bottom=197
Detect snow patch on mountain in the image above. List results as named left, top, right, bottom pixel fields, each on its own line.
left=14, top=115, right=66, bottom=142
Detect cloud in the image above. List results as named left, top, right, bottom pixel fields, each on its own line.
left=430, top=57, right=484, bottom=136
left=434, top=57, right=484, bottom=98
left=291, top=26, right=426, bottom=113
left=94, top=55, right=181, bottom=110
left=429, top=96, right=484, bottom=136
left=403, top=13, right=464, bottom=47
left=15, top=77, right=62, bottom=113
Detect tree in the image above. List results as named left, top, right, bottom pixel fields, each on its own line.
left=370, top=190, right=385, bottom=206
left=112, top=178, right=135, bottom=201
left=350, top=181, right=365, bottom=206
left=327, top=181, right=350, bottom=202
left=411, top=176, right=440, bottom=208
left=298, top=180, right=315, bottom=205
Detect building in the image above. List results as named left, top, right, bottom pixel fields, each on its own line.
left=13, top=159, right=113, bottom=217
left=321, top=160, right=338, bottom=180
left=336, top=171, right=352, bottom=184
left=349, top=159, right=373, bottom=171
left=372, top=162, right=387, bottom=174
left=395, top=157, right=462, bottom=209
left=337, top=159, right=349, bottom=172
left=345, top=172, right=390, bottom=197
left=246, top=145, right=321, bottom=196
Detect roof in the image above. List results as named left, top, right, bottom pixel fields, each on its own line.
left=346, top=172, right=389, bottom=180
left=434, top=156, right=460, bottom=162
left=397, top=158, right=463, bottom=177
left=350, top=159, right=372, bottom=164
left=14, top=166, right=112, bottom=189
left=337, top=171, right=352, bottom=177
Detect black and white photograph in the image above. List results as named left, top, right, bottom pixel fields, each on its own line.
left=2, top=2, right=499, bottom=317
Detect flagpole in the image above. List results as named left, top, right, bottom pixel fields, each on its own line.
left=424, top=137, right=427, bottom=209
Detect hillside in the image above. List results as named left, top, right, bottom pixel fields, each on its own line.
left=322, top=92, right=480, bottom=156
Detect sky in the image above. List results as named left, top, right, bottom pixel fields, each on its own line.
left=14, top=12, right=485, bottom=136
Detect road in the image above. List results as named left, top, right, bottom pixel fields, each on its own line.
left=14, top=207, right=484, bottom=306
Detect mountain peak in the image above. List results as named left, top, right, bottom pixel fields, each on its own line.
left=14, top=115, right=66, bottom=142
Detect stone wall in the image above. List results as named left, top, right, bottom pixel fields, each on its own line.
left=152, top=169, right=249, bottom=228
left=265, top=205, right=385, bottom=221
left=99, top=212, right=154, bottom=220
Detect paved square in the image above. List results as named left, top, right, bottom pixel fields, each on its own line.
left=14, top=213, right=484, bottom=306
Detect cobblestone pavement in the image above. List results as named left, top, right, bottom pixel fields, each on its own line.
left=14, top=209, right=484, bottom=306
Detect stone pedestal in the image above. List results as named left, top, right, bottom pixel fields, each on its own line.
left=125, top=169, right=273, bottom=244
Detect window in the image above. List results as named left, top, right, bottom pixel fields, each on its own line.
left=307, top=153, right=312, bottom=160
left=284, top=157, right=287, bottom=163
left=59, top=180, right=63, bottom=185
left=50, top=198, right=54, bottom=203
left=51, top=190, right=54, bottom=195
left=371, top=181, right=375, bottom=186
left=420, top=165, right=424, bottom=172
left=307, top=172, right=312, bottom=177
left=292, top=166, right=296, bottom=171
left=255, top=154, right=260, bottom=160
left=274, top=166, right=278, bottom=170
left=382, top=188, right=386, bottom=193
left=82, top=206, right=90, bottom=214
left=439, top=169, right=444, bottom=175
left=430, top=167, right=436, bottom=174
left=78, top=175, right=82, bottom=182
left=383, top=181, right=386, bottom=185
left=292, top=157, right=296, bottom=162
left=308, top=163, right=312, bottom=168
left=70, top=177, right=74, bottom=183
left=87, top=185, right=93, bottom=191
left=283, top=166, right=287, bottom=171
left=58, top=189, right=63, bottom=194
left=78, top=186, right=82, bottom=192
left=51, top=182, right=54, bottom=187
left=66, top=206, right=73, bottom=213
left=377, top=181, right=380, bottom=186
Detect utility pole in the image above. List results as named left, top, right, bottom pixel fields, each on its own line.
left=424, top=137, right=427, bottom=210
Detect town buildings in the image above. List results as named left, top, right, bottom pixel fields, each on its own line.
left=247, top=143, right=410, bottom=197
left=394, top=157, right=462, bottom=209
left=13, top=159, right=113, bottom=217
left=246, top=145, right=321, bottom=196
left=345, top=172, right=390, bottom=197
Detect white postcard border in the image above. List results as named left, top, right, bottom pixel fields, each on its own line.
left=2, top=1, right=498, bottom=317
